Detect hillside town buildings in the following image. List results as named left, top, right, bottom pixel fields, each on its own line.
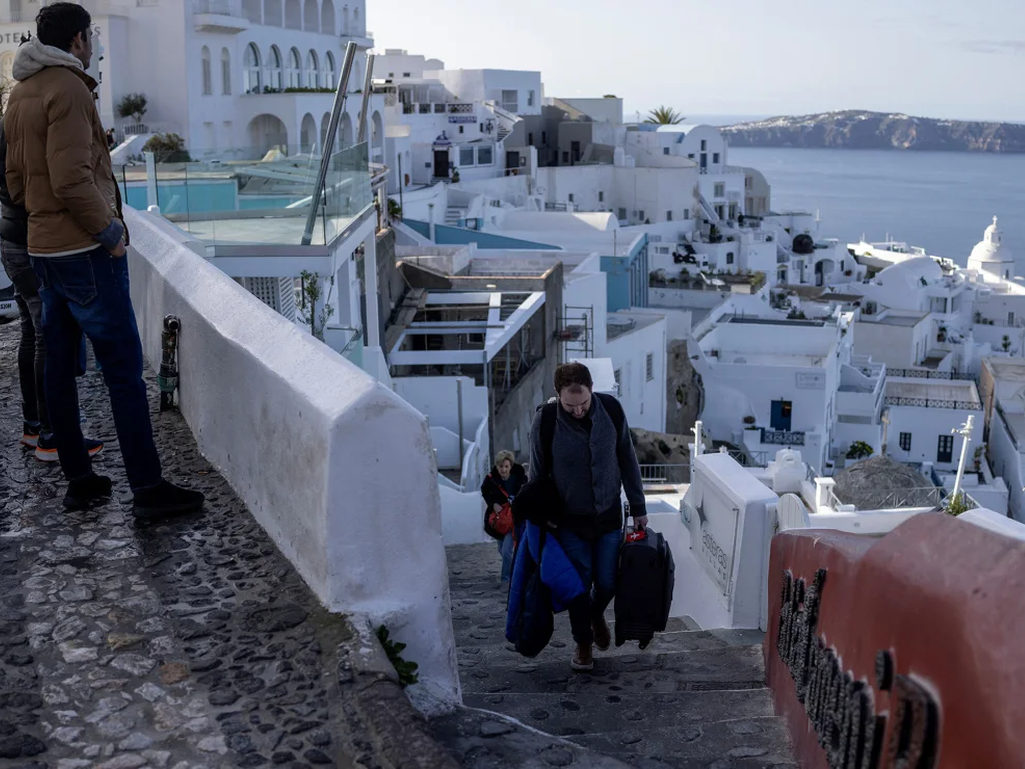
left=2, top=3, right=1020, bottom=524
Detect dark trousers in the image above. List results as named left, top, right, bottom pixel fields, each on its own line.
left=33, top=247, right=162, bottom=489
left=1, top=238, right=49, bottom=432
left=555, top=527, right=621, bottom=645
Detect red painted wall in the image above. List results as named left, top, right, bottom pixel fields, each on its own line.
left=764, top=512, right=1025, bottom=768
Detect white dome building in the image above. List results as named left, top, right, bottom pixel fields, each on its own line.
left=968, top=216, right=1015, bottom=280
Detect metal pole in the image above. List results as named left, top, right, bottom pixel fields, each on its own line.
left=457, top=379, right=464, bottom=468
left=950, top=415, right=974, bottom=504
left=356, top=53, right=375, bottom=145
left=301, top=41, right=358, bottom=246
left=397, top=154, right=404, bottom=218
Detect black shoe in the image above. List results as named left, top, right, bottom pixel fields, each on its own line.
left=63, top=473, right=113, bottom=510
left=132, top=479, right=204, bottom=521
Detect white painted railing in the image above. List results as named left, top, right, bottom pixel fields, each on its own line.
left=123, top=207, right=460, bottom=705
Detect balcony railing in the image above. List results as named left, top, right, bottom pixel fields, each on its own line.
left=887, top=368, right=975, bottom=381
left=639, top=464, right=690, bottom=484
left=761, top=429, right=805, bottom=446
left=884, top=396, right=980, bottom=410
left=193, top=0, right=241, bottom=13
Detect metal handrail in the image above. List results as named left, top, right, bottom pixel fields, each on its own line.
left=638, top=464, right=690, bottom=484
left=301, top=41, right=357, bottom=246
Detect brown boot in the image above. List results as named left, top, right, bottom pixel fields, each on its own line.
left=571, top=642, right=593, bottom=672
left=592, top=615, right=611, bottom=651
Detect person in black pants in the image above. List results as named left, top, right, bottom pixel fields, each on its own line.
left=0, top=121, right=103, bottom=463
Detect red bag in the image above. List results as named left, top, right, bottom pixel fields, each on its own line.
left=485, top=503, right=514, bottom=539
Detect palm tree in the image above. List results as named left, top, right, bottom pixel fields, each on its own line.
left=644, top=106, right=684, bottom=125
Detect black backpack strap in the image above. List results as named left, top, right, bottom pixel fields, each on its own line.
left=539, top=401, right=558, bottom=478
left=596, top=392, right=626, bottom=438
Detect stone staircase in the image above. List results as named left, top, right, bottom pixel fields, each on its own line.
left=431, top=543, right=796, bottom=769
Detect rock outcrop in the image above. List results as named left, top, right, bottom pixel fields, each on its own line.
left=722, top=110, right=1025, bottom=153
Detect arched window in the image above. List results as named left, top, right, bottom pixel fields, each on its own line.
left=321, top=0, right=336, bottom=35
left=323, top=51, right=336, bottom=90
left=267, top=45, right=283, bottom=91
left=264, top=0, right=283, bottom=25
left=243, top=43, right=262, bottom=93
left=303, top=0, right=319, bottom=32
left=242, top=0, right=261, bottom=23
left=287, top=47, right=302, bottom=89
left=305, top=49, right=319, bottom=90
left=285, top=0, right=301, bottom=29
left=201, top=46, right=212, bottom=95
left=353, top=5, right=361, bottom=34
left=221, top=48, right=232, bottom=95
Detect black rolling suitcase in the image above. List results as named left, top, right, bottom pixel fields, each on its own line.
left=614, top=526, right=675, bottom=649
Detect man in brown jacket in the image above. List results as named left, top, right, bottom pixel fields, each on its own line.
left=4, top=3, right=203, bottom=519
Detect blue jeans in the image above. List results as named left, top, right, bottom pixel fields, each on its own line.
left=33, top=247, right=162, bottom=489
left=498, top=520, right=525, bottom=582
left=555, top=527, right=622, bottom=645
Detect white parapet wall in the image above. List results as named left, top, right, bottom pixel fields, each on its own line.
left=124, top=208, right=460, bottom=705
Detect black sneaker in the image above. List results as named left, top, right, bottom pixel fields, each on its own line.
left=132, top=479, right=204, bottom=521
left=63, top=473, right=113, bottom=510
left=35, top=434, right=104, bottom=462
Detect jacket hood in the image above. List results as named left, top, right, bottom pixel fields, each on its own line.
left=12, top=37, right=83, bottom=81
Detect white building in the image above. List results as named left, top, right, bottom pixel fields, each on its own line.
left=692, top=314, right=848, bottom=472
left=841, top=220, right=1025, bottom=373
left=372, top=51, right=542, bottom=191
left=0, top=1, right=379, bottom=158
left=882, top=376, right=983, bottom=471
left=981, top=357, right=1025, bottom=521
left=967, top=216, right=1014, bottom=280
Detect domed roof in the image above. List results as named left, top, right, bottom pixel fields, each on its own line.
left=833, top=456, right=935, bottom=510
left=969, top=216, right=1013, bottom=266
left=876, top=255, right=942, bottom=289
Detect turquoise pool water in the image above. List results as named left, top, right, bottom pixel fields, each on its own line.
left=119, top=179, right=303, bottom=215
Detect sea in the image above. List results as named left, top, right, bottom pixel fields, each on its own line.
left=723, top=146, right=1025, bottom=271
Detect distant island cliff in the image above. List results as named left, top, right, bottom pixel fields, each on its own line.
left=721, top=110, right=1025, bottom=152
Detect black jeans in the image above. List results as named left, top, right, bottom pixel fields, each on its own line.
left=1, top=238, right=48, bottom=432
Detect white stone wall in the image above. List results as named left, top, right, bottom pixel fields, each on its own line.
left=601, top=315, right=668, bottom=433
left=124, top=207, right=460, bottom=704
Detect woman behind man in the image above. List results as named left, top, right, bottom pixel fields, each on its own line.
left=480, top=449, right=526, bottom=581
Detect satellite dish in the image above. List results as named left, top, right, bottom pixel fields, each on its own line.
left=776, top=493, right=809, bottom=531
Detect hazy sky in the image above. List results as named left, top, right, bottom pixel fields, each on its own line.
left=368, top=0, right=1025, bottom=123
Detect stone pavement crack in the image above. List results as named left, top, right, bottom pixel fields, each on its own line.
left=0, top=322, right=392, bottom=769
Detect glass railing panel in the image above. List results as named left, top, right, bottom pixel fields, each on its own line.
left=112, top=142, right=372, bottom=246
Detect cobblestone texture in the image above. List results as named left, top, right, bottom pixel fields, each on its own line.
left=0, top=321, right=443, bottom=769
left=435, top=544, right=798, bottom=769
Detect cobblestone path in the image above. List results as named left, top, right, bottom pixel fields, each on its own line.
left=434, top=544, right=797, bottom=769
left=0, top=321, right=441, bottom=769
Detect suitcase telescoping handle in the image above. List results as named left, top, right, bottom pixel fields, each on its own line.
left=622, top=501, right=647, bottom=543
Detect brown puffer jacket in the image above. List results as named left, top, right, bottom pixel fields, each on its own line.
left=4, top=39, right=126, bottom=256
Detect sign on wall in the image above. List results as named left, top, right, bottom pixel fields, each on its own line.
left=796, top=372, right=826, bottom=389
left=448, top=116, right=477, bottom=124
left=777, top=568, right=939, bottom=769
left=689, top=483, right=740, bottom=597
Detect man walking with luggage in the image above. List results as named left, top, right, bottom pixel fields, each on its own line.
left=528, top=362, right=647, bottom=671
left=4, top=3, right=203, bottom=518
